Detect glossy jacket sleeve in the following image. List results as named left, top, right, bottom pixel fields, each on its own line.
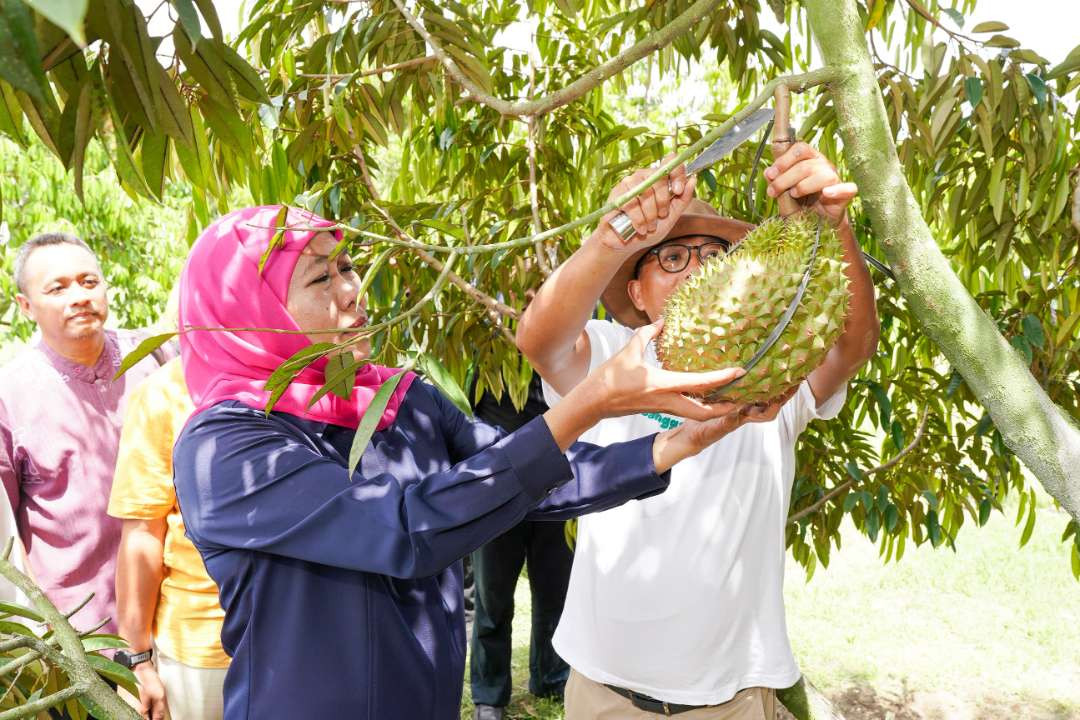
left=430, top=384, right=670, bottom=521
left=173, top=405, right=574, bottom=580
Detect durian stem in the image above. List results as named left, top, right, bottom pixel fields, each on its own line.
left=805, top=0, right=1080, bottom=522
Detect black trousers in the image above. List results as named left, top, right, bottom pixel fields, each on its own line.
left=468, top=519, right=573, bottom=707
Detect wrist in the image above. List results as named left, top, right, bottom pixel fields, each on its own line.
left=652, top=426, right=690, bottom=474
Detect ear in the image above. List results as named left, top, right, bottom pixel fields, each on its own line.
left=627, top=279, right=647, bottom=312
left=14, top=293, right=34, bottom=322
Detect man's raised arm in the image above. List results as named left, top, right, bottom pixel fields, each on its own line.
left=517, top=160, right=696, bottom=396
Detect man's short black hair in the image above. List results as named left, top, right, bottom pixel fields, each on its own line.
left=13, top=232, right=96, bottom=294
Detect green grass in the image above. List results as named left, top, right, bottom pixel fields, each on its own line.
left=461, top=492, right=1080, bottom=719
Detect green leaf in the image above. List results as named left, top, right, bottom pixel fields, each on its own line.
left=866, top=508, right=880, bottom=542
left=0, top=0, right=47, bottom=100
left=978, top=498, right=992, bottom=526
left=348, top=369, right=410, bottom=476
left=70, top=79, right=92, bottom=200
left=1019, top=497, right=1037, bottom=547
left=85, top=653, right=138, bottom=695
left=971, top=20, right=1009, bottom=33
left=326, top=353, right=357, bottom=401
left=258, top=205, right=290, bottom=274
left=1021, top=314, right=1046, bottom=350
left=945, top=369, right=964, bottom=397
left=890, top=420, right=905, bottom=450
left=1046, top=43, right=1080, bottom=80
left=927, top=510, right=942, bottom=547
left=263, top=342, right=336, bottom=412
left=170, top=0, right=203, bottom=45
left=922, top=490, right=939, bottom=511
left=845, top=460, right=864, bottom=482
left=220, top=42, right=270, bottom=104
left=173, top=30, right=232, bottom=108
left=113, top=333, right=177, bottom=380
left=80, top=634, right=129, bottom=652
left=0, top=600, right=43, bottom=622
left=964, top=76, right=983, bottom=109
left=866, top=0, right=886, bottom=30
left=842, top=492, right=859, bottom=512
left=26, top=0, right=87, bottom=45
left=866, top=381, right=890, bottom=427
left=884, top=504, right=900, bottom=533
left=940, top=8, right=964, bottom=27
left=984, top=34, right=1020, bottom=49
left=416, top=218, right=465, bottom=242
left=418, top=353, right=472, bottom=417
left=1024, top=73, right=1047, bottom=107
left=139, top=131, right=169, bottom=201
left=1010, top=335, right=1033, bottom=364
left=700, top=167, right=718, bottom=192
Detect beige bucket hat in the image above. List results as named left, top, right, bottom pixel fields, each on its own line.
left=600, top=198, right=754, bottom=328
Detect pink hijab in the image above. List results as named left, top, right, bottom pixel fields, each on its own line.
left=178, top=205, right=415, bottom=430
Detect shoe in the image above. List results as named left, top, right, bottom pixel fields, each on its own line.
left=474, top=704, right=505, bottom=720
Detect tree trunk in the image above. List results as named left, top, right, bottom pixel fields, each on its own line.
left=803, top=0, right=1080, bottom=523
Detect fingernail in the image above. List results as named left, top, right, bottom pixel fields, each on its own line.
left=765, top=167, right=777, bottom=179
left=674, top=180, right=684, bottom=194
left=790, top=188, right=800, bottom=198
left=766, top=187, right=776, bottom=197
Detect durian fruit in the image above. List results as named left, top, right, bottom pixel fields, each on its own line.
left=658, top=211, right=850, bottom=404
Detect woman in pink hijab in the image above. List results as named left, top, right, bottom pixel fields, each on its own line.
left=171, top=205, right=747, bottom=719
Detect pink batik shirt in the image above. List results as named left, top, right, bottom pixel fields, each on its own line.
left=0, top=329, right=167, bottom=634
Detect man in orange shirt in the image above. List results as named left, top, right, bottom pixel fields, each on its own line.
left=109, top=358, right=229, bottom=720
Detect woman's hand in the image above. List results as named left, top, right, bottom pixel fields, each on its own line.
left=764, top=142, right=857, bottom=226
left=543, top=321, right=744, bottom=451
left=651, top=387, right=798, bottom=473
left=133, top=663, right=170, bottom=720
left=586, top=321, right=745, bottom=421
left=591, top=153, right=698, bottom=256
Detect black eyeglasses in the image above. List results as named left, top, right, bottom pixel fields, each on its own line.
left=634, top=240, right=732, bottom=277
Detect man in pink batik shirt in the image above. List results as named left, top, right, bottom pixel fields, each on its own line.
left=0, top=233, right=168, bottom=634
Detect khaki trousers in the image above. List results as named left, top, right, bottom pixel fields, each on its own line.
left=565, top=670, right=776, bottom=720
left=154, top=650, right=226, bottom=720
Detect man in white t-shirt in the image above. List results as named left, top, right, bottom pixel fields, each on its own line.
left=516, top=143, right=879, bottom=719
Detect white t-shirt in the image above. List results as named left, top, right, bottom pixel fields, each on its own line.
left=544, top=319, right=846, bottom=706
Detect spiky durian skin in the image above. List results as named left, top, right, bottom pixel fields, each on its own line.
left=657, top=212, right=850, bottom=404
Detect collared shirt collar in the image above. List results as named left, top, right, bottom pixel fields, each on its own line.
left=36, top=331, right=120, bottom=385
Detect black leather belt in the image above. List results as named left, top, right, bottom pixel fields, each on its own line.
left=603, top=684, right=705, bottom=716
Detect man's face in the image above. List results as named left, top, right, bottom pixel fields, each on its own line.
left=16, top=244, right=109, bottom=344
left=627, top=235, right=730, bottom=322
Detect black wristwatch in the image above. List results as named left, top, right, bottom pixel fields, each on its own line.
left=115, top=648, right=153, bottom=669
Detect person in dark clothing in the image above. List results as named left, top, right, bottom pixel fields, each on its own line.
left=470, top=374, right=573, bottom=720
left=171, top=205, right=768, bottom=719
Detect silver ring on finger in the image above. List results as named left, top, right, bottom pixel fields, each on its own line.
left=609, top=211, right=637, bottom=241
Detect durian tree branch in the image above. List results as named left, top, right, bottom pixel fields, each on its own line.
left=0, top=539, right=140, bottom=720
left=390, top=0, right=725, bottom=118
left=804, top=0, right=1080, bottom=522
left=787, top=409, right=929, bottom=525
left=277, top=68, right=841, bottom=258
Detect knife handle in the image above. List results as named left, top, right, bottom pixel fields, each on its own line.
left=771, top=84, right=812, bottom=217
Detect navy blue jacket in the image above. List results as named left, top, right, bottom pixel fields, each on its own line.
left=173, top=382, right=667, bottom=719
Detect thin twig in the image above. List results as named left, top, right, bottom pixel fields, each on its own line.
left=390, top=0, right=725, bottom=117
left=299, top=54, right=436, bottom=81
left=903, top=0, right=977, bottom=45
left=526, top=112, right=551, bottom=276
left=787, top=409, right=930, bottom=525
left=0, top=684, right=85, bottom=720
